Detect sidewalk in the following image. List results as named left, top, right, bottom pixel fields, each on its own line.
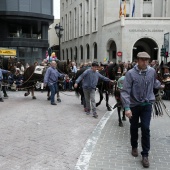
left=75, top=101, right=170, bottom=170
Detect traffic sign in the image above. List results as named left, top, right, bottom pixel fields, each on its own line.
left=117, top=51, right=122, bottom=57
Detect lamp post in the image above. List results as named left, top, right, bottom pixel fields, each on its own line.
left=54, top=23, right=64, bottom=60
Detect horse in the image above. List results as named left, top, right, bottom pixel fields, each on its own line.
left=73, top=63, right=118, bottom=111
left=21, top=60, right=72, bottom=99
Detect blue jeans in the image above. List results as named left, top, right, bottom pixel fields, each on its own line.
left=48, top=83, right=58, bottom=104
left=64, top=81, right=73, bottom=90
left=130, top=104, right=152, bottom=157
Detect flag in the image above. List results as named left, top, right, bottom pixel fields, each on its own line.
left=119, top=0, right=122, bottom=18
left=123, top=0, right=126, bottom=17
left=132, top=0, right=135, bottom=17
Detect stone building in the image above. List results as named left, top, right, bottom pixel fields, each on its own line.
left=60, top=0, right=170, bottom=64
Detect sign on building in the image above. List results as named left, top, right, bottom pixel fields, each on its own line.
left=0, top=48, right=16, bottom=56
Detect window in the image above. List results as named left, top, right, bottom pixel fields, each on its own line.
left=70, top=48, right=73, bottom=60
left=62, top=50, right=65, bottom=60
left=61, top=17, right=64, bottom=42
left=65, top=14, right=68, bottom=41
left=80, top=46, right=83, bottom=60
left=86, top=44, right=90, bottom=60
left=94, top=43, right=97, bottom=59
left=143, top=14, right=151, bottom=17
left=69, top=11, right=72, bottom=40
left=85, top=0, right=90, bottom=34
left=74, top=8, right=77, bottom=38
left=92, top=0, right=98, bottom=32
left=62, top=3, right=64, bottom=10
left=66, top=0, right=68, bottom=7
left=66, top=48, right=68, bottom=60
left=79, top=3, right=83, bottom=36
left=74, top=47, right=77, bottom=61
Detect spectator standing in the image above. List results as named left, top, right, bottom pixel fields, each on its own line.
left=0, top=68, right=10, bottom=102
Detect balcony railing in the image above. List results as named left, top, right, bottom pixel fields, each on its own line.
left=9, top=33, right=41, bottom=39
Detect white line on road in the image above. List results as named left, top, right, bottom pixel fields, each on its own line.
left=74, top=106, right=116, bottom=170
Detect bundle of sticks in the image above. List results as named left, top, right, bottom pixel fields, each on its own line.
left=153, top=89, right=170, bottom=118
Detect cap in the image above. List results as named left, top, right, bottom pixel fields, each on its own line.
left=163, top=65, right=170, bottom=69
left=92, top=62, right=99, bottom=67
left=137, top=52, right=150, bottom=59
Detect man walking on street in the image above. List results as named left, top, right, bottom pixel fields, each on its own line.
left=121, top=52, right=164, bottom=168
left=44, top=61, right=65, bottom=105
left=74, top=61, right=114, bottom=118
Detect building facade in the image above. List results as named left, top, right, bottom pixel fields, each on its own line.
left=48, top=19, right=60, bottom=59
left=60, top=0, right=170, bottom=64
left=0, top=0, right=54, bottom=65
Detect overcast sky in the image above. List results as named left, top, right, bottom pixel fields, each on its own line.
left=53, top=0, right=60, bottom=19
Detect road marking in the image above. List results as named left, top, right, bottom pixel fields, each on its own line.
left=74, top=106, right=116, bottom=170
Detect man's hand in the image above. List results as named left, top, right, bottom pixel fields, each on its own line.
left=160, top=84, right=165, bottom=89
left=44, top=84, right=47, bottom=88
left=125, top=110, right=132, bottom=119
left=74, top=83, right=78, bottom=88
left=110, top=80, right=115, bottom=84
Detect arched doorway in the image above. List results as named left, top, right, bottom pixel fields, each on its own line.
left=86, top=44, right=90, bottom=60
left=74, top=46, right=77, bottom=61
left=132, top=38, right=158, bottom=61
left=70, top=48, right=73, bottom=61
left=80, top=45, right=83, bottom=60
left=94, top=42, right=97, bottom=60
left=66, top=48, right=68, bottom=60
left=62, top=49, right=64, bottom=60
left=107, top=39, right=117, bottom=63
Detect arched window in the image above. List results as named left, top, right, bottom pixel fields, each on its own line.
left=74, top=46, right=77, bottom=61
left=66, top=48, right=68, bottom=60
left=80, top=45, right=83, bottom=60
left=86, top=44, right=90, bottom=60
left=70, top=48, right=73, bottom=61
left=62, top=50, right=65, bottom=60
left=94, top=43, right=97, bottom=59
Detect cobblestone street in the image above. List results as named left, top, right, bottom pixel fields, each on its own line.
left=0, top=90, right=115, bottom=170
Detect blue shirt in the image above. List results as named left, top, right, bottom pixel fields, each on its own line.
left=44, top=66, right=64, bottom=86
left=76, top=69, right=111, bottom=89
left=0, top=69, right=8, bottom=81
left=120, top=65, right=161, bottom=109
left=72, top=66, right=77, bottom=73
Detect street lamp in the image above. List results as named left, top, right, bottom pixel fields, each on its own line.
left=54, top=23, right=64, bottom=60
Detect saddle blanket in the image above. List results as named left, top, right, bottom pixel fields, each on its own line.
left=34, top=66, right=45, bottom=75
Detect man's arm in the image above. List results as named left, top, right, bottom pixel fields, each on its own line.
left=120, top=72, right=133, bottom=118
left=98, top=72, right=115, bottom=84
left=74, top=70, right=88, bottom=88
left=44, top=68, right=50, bottom=86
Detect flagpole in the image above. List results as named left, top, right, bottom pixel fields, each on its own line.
left=132, top=0, right=135, bottom=17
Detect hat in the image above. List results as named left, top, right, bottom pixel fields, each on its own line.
left=92, top=62, right=99, bottom=67
left=137, top=52, right=150, bottom=59
left=163, top=65, right=170, bottom=69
